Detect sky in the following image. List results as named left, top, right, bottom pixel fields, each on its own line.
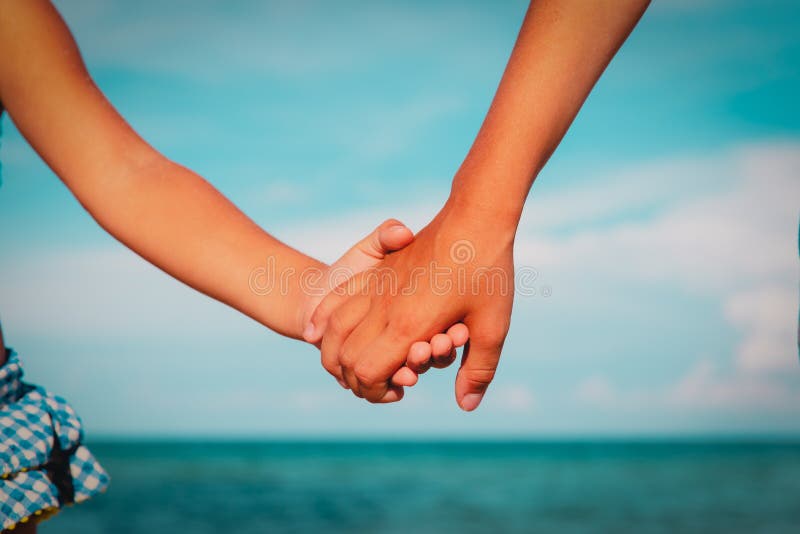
left=0, top=0, right=798, bottom=437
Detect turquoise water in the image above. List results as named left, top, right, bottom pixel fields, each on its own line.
left=40, top=440, right=800, bottom=533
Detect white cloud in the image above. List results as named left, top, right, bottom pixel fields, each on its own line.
left=517, top=142, right=799, bottom=294
left=574, top=375, right=618, bottom=406
left=667, top=359, right=800, bottom=410
left=490, top=384, right=536, bottom=412
left=574, top=361, right=800, bottom=414
left=274, top=201, right=444, bottom=265
left=526, top=142, right=799, bottom=414
left=11, top=140, right=792, bottom=372
left=328, top=94, right=466, bottom=160
left=724, top=286, right=798, bottom=373
left=0, top=246, right=255, bottom=338
left=3, top=140, right=798, bottom=428
left=54, top=0, right=518, bottom=82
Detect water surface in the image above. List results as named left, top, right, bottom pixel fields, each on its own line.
left=41, top=440, right=800, bottom=533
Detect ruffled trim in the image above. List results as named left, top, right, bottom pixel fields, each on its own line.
left=1, top=349, right=109, bottom=530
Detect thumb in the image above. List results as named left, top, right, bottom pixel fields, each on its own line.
left=329, top=219, right=413, bottom=275
left=303, top=275, right=362, bottom=344
left=374, top=218, right=414, bottom=253
left=304, top=220, right=411, bottom=342
left=454, top=323, right=506, bottom=412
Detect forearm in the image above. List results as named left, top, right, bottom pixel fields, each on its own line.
left=449, top=0, right=650, bottom=230
left=0, top=1, right=325, bottom=340
left=82, top=155, right=323, bottom=340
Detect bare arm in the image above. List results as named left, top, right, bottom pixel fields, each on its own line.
left=0, top=0, right=476, bottom=396
left=0, top=0, right=318, bottom=339
left=310, top=0, right=651, bottom=408
left=450, top=0, right=650, bottom=227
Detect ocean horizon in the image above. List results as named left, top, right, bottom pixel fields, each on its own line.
left=40, top=437, right=800, bottom=533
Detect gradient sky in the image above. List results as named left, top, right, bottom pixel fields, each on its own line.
left=1, top=0, right=798, bottom=437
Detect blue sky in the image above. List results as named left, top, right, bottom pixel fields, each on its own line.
left=1, top=0, right=798, bottom=437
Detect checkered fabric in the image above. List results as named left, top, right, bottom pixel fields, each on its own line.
left=1, top=349, right=109, bottom=530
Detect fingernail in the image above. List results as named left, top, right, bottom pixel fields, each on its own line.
left=460, top=393, right=483, bottom=412
left=388, top=224, right=407, bottom=232
left=302, top=323, right=316, bottom=341
left=336, top=377, right=349, bottom=389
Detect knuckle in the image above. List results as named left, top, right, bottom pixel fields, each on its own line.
left=363, top=387, right=386, bottom=404
left=462, top=367, right=497, bottom=388
left=432, top=353, right=456, bottom=368
left=388, top=316, right=416, bottom=340
left=314, top=297, right=335, bottom=322
left=433, top=347, right=453, bottom=360
left=353, top=363, right=379, bottom=388
left=410, top=357, right=430, bottom=371
left=327, top=311, right=347, bottom=336
left=320, top=356, right=339, bottom=377
left=310, top=303, right=326, bottom=324
left=339, top=349, right=356, bottom=368
left=415, top=361, right=432, bottom=374
left=497, top=317, right=512, bottom=337
left=475, top=325, right=508, bottom=348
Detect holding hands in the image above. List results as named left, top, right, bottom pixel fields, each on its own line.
left=297, top=0, right=650, bottom=409
left=305, top=218, right=474, bottom=400
left=305, top=203, right=515, bottom=411
left=0, top=0, right=649, bottom=414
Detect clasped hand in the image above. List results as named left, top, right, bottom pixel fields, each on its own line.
left=305, top=205, right=514, bottom=411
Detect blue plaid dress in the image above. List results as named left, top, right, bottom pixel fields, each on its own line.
left=1, top=349, right=109, bottom=530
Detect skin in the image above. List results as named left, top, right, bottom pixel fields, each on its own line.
left=0, top=5, right=453, bottom=529
left=0, top=3, right=474, bottom=528
left=0, top=0, right=651, bottom=530
left=0, top=0, right=468, bottom=394
left=308, top=0, right=651, bottom=410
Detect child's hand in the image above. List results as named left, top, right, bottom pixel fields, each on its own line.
left=392, top=323, right=470, bottom=386
left=301, top=219, right=469, bottom=394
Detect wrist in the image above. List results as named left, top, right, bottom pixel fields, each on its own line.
left=445, top=122, right=546, bottom=234
left=431, top=198, right=517, bottom=267
left=294, top=262, right=332, bottom=344
left=443, top=180, right=522, bottom=239
left=245, top=252, right=327, bottom=342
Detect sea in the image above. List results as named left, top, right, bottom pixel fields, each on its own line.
left=39, top=439, right=800, bottom=533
